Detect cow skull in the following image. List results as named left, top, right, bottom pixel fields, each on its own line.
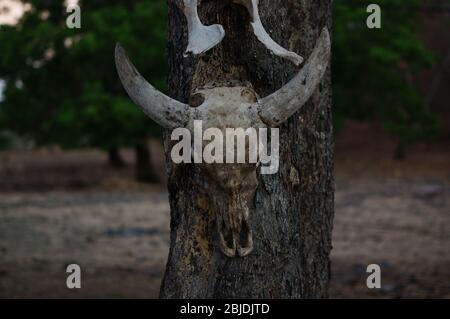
left=115, top=2, right=330, bottom=257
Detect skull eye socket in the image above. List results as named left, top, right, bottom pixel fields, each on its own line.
left=190, top=93, right=205, bottom=108
left=241, top=88, right=257, bottom=103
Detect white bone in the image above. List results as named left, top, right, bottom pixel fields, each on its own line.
left=219, top=229, right=237, bottom=257
left=234, top=0, right=303, bottom=66
left=115, top=44, right=191, bottom=129
left=182, top=0, right=225, bottom=56
left=258, top=28, right=331, bottom=126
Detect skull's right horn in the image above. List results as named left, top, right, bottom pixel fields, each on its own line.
left=115, top=43, right=191, bottom=130
left=258, top=28, right=331, bottom=127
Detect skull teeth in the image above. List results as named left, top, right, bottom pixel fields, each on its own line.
left=217, top=204, right=254, bottom=257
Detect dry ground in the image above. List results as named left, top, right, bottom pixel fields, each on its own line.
left=0, top=126, right=449, bottom=298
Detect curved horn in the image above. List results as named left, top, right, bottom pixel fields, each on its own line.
left=115, top=43, right=190, bottom=129
left=258, top=28, right=331, bottom=127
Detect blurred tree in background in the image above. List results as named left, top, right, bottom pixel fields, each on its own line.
left=0, top=0, right=441, bottom=173
left=333, top=0, right=440, bottom=158
left=0, top=0, right=167, bottom=181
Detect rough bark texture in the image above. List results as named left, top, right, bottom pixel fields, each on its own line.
left=160, top=0, right=334, bottom=298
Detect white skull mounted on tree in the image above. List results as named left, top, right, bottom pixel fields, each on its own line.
left=115, top=0, right=331, bottom=257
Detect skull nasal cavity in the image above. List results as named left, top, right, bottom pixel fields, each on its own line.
left=239, top=219, right=250, bottom=246
left=222, top=220, right=234, bottom=248
left=190, top=93, right=205, bottom=108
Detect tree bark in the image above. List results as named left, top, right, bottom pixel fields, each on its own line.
left=160, top=0, right=334, bottom=298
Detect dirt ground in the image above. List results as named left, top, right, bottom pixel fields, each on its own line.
left=0, top=125, right=449, bottom=299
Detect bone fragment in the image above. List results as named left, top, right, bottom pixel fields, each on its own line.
left=182, top=0, right=225, bottom=56
left=234, top=0, right=303, bottom=66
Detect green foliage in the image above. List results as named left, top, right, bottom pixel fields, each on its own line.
left=0, top=0, right=440, bottom=151
left=0, top=133, right=12, bottom=150
left=0, top=0, right=167, bottom=149
left=333, top=0, right=440, bottom=143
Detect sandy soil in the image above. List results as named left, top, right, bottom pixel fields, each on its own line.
left=0, top=129, right=449, bottom=299
left=0, top=179, right=448, bottom=299
left=0, top=191, right=170, bottom=298
left=330, top=178, right=449, bottom=298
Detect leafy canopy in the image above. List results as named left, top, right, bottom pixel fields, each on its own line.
left=0, top=0, right=440, bottom=150
left=0, top=0, right=167, bottom=149
left=333, top=0, right=439, bottom=143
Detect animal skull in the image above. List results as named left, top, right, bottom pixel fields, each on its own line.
left=115, top=2, right=330, bottom=257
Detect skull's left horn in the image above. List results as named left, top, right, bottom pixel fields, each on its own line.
left=258, top=28, right=331, bottom=127
left=115, top=43, right=191, bottom=129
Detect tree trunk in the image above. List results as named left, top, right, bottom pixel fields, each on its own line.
left=134, top=142, right=159, bottom=183
left=107, top=147, right=125, bottom=169
left=394, top=140, right=407, bottom=160
left=161, top=0, right=334, bottom=298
